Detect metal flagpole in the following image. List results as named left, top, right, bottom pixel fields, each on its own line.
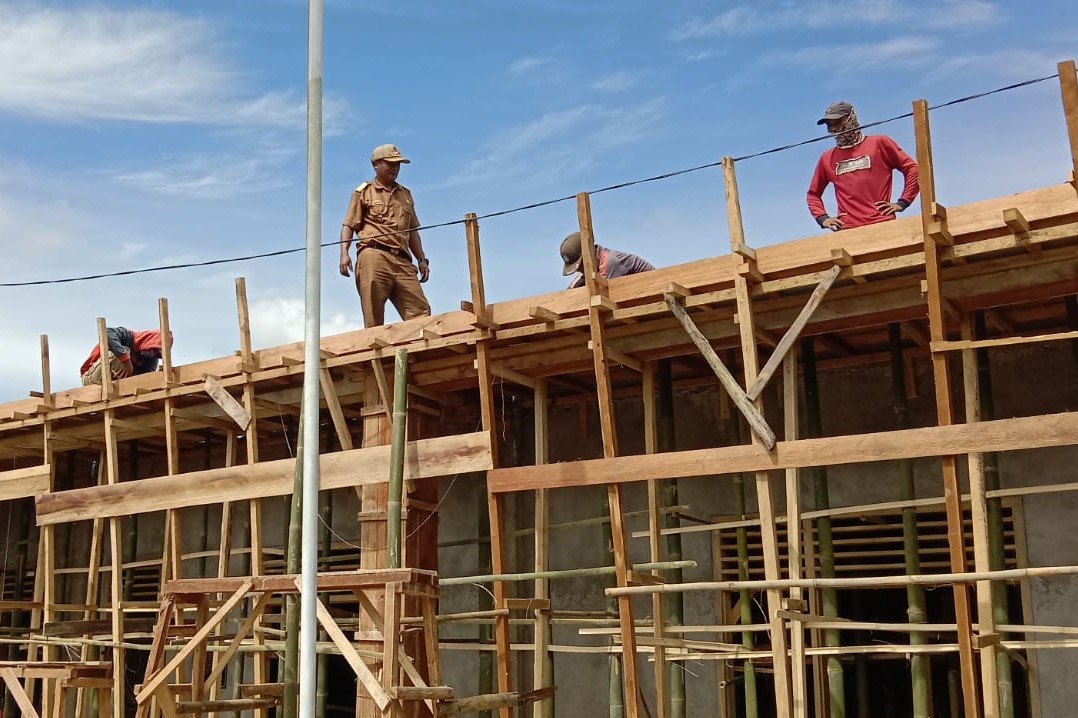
left=299, top=0, right=324, bottom=716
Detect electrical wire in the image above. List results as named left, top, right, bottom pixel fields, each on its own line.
left=0, top=71, right=1062, bottom=289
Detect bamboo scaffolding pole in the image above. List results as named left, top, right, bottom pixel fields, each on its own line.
left=441, top=561, right=696, bottom=586
left=387, top=349, right=408, bottom=569
left=890, top=323, right=932, bottom=718
left=608, top=565, right=1078, bottom=597
left=656, top=359, right=684, bottom=718
left=972, top=311, right=1015, bottom=718
left=532, top=376, right=554, bottom=718
left=729, top=406, right=758, bottom=718
left=802, top=337, right=844, bottom=718
left=282, top=415, right=304, bottom=718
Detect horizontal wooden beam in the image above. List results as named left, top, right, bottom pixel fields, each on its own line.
left=36, top=432, right=491, bottom=525
left=0, top=464, right=50, bottom=501
left=487, top=412, right=1078, bottom=493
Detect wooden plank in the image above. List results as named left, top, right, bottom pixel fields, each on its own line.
left=913, top=98, right=980, bottom=718
left=320, top=368, right=355, bottom=450
left=0, top=668, right=41, bottom=718
left=723, top=155, right=792, bottom=718
left=489, top=409, right=1078, bottom=491
left=1059, top=60, right=1078, bottom=180
left=577, top=191, right=641, bottom=718
left=0, top=464, right=50, bottom=501
left=310, top=588, right=390, bottom=711
left=135, top=580, right=253, bottom=703
left=36, top=432, right=492, bottom=525
left=664, top=294, right=775, bottom=448
left=203, top=375, right=251, bottom=431
left=931, top=329, right=1078, bottom=353
left=745, top=265, right=841, bottom=401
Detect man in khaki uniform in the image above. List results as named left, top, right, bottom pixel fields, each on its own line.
left=339, top=144, right=431, bottom=327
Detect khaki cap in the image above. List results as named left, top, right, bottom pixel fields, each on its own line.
left=370, top=144, right=411, bottom=163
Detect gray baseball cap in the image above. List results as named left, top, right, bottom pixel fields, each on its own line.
left=817, top=101, right=853, bottom=125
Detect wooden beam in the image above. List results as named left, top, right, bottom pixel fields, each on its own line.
left=319, top=368, right=354, bottom=450
left=203, top=375, right=252, bottom=431
left=36, top=432, right=492, bottom=525
left=489, top=410, right=1078, bottom=493
left=746, top=264, right=841, bottom=401
left=1059, top=60, right=1078, bottom=184
left=0, top=464, right=50, bottom=501
left=913, top=97, right=981, bottom=718
left=722, top=155, right=792, bottom=718
left=664, top=293, right=775, bottom=448
left=39, top=335, right=53, bottom=407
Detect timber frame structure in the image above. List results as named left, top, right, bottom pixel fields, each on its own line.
left=1, top=61, right=1078, bottom=718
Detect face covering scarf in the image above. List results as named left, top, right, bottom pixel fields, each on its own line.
left=833, top=108, right=865, bottom=149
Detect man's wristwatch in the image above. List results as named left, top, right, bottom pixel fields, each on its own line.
left=418, top=257, right=430, bottom=266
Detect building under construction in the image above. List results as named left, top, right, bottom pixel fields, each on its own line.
left=1, top=60, right=1077, bottom=718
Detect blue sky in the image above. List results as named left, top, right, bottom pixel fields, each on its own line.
left=1, top=0, right=1076, bottom=400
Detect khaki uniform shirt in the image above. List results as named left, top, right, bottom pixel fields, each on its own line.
left=341, top=179, right=420, bottom=255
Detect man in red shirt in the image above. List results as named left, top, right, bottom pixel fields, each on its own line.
left=806, top=101, right=919, bottom=231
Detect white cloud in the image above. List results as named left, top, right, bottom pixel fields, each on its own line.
left=671, top=0, right=999, bottom=40
left=435, top=100, right=666, bottom=190
left=111, top=151, right=295, bottom=200
left=509, top=57, right=554, bottom=77
left=249, top=297, right=359, bottom=348
left=758, top=36, right=940, bottom=74
left=0, top=6, right=347, bottom=128
left=592, top=72, right=641, bottom=93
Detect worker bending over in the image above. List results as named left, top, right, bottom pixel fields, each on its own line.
left=559, top=231, right=654, bottom=289
left=80, top=327, right=167, bottom=385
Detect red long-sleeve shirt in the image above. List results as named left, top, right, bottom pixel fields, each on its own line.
left=806, top=134, right=919, bottom=229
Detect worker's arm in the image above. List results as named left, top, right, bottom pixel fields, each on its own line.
left=409, top=229, right=430, bottom=283
left=806, top=155, right=842, bottom=230
left=874, top=138, right=919, bottom=217
left=107, top=327, right=135, bottom=378
left=339, top=225, right=355, bottom=276
left=339, top=190, right=364, bottom=277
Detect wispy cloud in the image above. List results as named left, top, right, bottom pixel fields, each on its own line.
left=111, top=150, right=296, bottom=200
left=757, top=36, right=940, bottom=74
left=509, top=56, right=555, bottom=77
left=671, top=0, right=999, bottom=41
left=436, top=99, right=665, bottom=190
left=0, top=6, right=347, bottom=128
left=592, top=71, right=642, bottom=93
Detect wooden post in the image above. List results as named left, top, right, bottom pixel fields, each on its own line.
left=39, top=335, right=53, bottom=407
left=160, top=299, right=182, bottom=583
left=577, top=192, right=642, bottom=718
left=234, top=277, right=267, bottom=716
left=912, top=98, right=982, bottom=718
left=466, top=213, right=515, bottom=716
left=722, top=156, right=793, bottom=718
left=1058, top=60, right=1078, bottom=186
left=96, top=319, right=113, bottom=401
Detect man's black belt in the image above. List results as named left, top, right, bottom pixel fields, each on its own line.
left=362, top=243, right=411, bottom=260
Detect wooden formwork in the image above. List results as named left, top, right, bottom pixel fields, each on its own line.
left=0, top=61, right=1076, bottom=718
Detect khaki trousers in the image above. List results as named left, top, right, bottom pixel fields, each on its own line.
left=81, top=352, right=123, bottom=385
left=355, top=247, right=431, bottom=327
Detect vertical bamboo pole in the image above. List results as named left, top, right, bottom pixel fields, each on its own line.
left=34, top=333, right=57, bottom=718
left=1057, top=60, right=1078, bottom=185
left=730, top=411, right=758, bottom=718
left=283, top=417, right=305, bottom=718
left=577, top=192, right=642, bottom=718
left=801, top=337, right=844, bottom=718
left=913, top=98, right=981, bottom=718
left=960, top=315, right=1003, bottom=718
left=656, top=359, right=685, bottom=718
left=888, top=324, right=931, bottom=718
left=532, top=378, right=554, bottom=718
left=387, top=349, right=409, bottom=569
left=783, top=346, right=808, bottom=718
left=643, top=364, right=667, bottom=718
left=723, top=156, right=792, bottom=718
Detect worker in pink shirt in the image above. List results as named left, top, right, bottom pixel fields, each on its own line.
left=806, top=100, right=920, bottom=231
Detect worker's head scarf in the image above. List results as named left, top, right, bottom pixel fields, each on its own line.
left=832, top=107, right=864, bottom=149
